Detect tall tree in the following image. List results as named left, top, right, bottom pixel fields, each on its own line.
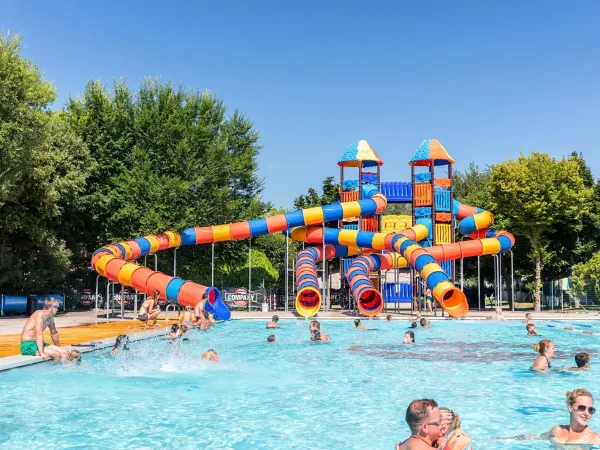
left=293, top=176, right=340, bottom=210
left=0, top=34, right=92, bottom=292
left=488, top=153, right=592, bottom=311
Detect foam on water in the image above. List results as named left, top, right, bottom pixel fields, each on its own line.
left=1, top=319, right=600, bottom=449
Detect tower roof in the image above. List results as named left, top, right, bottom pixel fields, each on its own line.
left=409, top=139, right=455, bottom=166
left=338, top=140, right=383, bottom=167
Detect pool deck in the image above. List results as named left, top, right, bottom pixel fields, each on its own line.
left=1, top=308, right=599, bottom=372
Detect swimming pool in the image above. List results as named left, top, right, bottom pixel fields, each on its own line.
left=1, top=319, right=599, bottom=449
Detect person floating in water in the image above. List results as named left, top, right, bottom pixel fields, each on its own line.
left=419, top=318, right=430, bottom=328
left=138, top=290, right=161, bottom=327
left=496, top=388, right=600, bottom=445
left=526, top=323, right=539, bottom=336
left=267, top=335, right=277, bottom=342
left=386, top=314, right=392, bottom=322
left=202, top=349, right=219, bottom=363
left=309, top=320, right=330, bottom=342
left=354, top=319, right=370, bottom=330
left=20, top=298, right=71, bottom=361
left=403, top=331, right=415, bottom=344
left=532, top=339, right=555, bottom=372
left=266, top=315, right=280, bottom=329
left=559, top=353, right=591, bottom=372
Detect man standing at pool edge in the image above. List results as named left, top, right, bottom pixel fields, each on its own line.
left=20, top=297, right=69, bottom=360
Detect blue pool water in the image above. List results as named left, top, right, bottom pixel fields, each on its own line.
left=1, top=319, right=600, bottom=449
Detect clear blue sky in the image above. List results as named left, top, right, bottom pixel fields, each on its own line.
left=4, top=1, right=600, bottom=209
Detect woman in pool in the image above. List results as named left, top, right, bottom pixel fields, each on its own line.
left=532, top=339, right=555, bottom=371
left=497, top=389, right=600, bottom=445
left=403, top=331, right=415, bottom=344
left=436, top=407, right=472, bottom=450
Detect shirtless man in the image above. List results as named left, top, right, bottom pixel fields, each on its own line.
left=20, top=298, right=70, bottom=361
left=396, top=399, right=443, bottom=449
left=354, top=319, right=370, bottom=330
left=266, top=315, right=280, bottom=329
left=193, top=293, right=209, bottom=322
left=139, top=290, right=161, bottom=327
left=197, top=311, right=211, bottom=331
left=309, top=320, right=330, bottom=342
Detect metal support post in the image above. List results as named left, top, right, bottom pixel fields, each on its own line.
left=211, top=243, right=215, bottom=286
left=510, top=251, right=515, bottom=312
left=477, top=256, right=481, bottom=311
left=285, top=235, right=289, bottom=312
left=248, top=239, right=252, bottom=312
left=173, top=247, right=178, bottom=277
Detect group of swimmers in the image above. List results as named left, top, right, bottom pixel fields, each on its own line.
left=397, top=389, right=600, bottom=448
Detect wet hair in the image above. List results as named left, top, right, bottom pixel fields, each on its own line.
left=43, top=297, right=59, bottom=310
left=566, top=388, right=593, bottom=407
left=171, top=324, right=179, bottom=332
left=525, top=312, right=532, bottom=318
left=310, top=330, right=321, bottom=342
left=202, top=293, right=208, bottom=300
left=575, top=352, right=590, bottom=368
left=310, top=320, right=321, bottom=330
left=69, top=349, right=82, bottom=362
left=410, top=322, right=417, bottom=328
left=113, top=334, right=129, bottom=351
left=419, top=318, right=428, bottom=326
left=207, top=349, right=217, bottom=354
left=202, top=311, right=209, bottom=319
left=533, top=339, right=553, bottom=354
left=526, top=324, right=535, bottom=330
left=386, top=315, right=392, bottom=321
left=404, top=331, right=415, bottom=343
left=354, top=319, right=361, bottom=327
left=267, top=335, right=276, bottom=342
left=405, top=399, right=438, bottom=433
left=180, top=325, right=188, bottom=333
left=272, top=315, right=279, bottom=322
left=439, top=407, right=461, bottom=433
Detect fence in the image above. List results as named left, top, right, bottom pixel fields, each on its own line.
left=541, top=278, right=600, bottom=310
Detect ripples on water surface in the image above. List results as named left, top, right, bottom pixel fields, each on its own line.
left=1, top=319, right=600, bottom=449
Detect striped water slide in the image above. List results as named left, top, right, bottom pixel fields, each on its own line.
left=292, top=201, right=515, bottom=318
left=91, top=194, right=388, bottom=319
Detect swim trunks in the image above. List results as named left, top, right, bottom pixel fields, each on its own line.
left=182, top=320, right=193, bottom=325
left=138, top=313, right=149, bottom=321
left=20, top=340, right=49, bottom=356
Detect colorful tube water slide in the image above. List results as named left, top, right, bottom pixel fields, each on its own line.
left=290, top=200, right=514, bottom=318
left=91, top=194, right=388, bottom=320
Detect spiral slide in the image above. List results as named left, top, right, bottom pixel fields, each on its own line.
left=92, top=194, right=389, bottom=319
left=290, top=200, right=514, bottom=318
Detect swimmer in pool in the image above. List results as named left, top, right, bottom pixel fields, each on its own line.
left=526, top=323, right=539, bottom=336
left=111, top=334, right=130, bottom=355
left=67, top=349, right=82, bottom=363
left=266, top=315, right=280, bottom=329
left=386, top=314, right=392, bottom=322
left=202, top=349, right=219, bottom=363
left=410, top=322, right=418, bottom=329
left=419, top=318, right=430, bottom=328
left=532, top=339, right=555, bottom=372
left=496, top=388, right=600, bottom=445
left=267, top=335, right=277, bottom=342
left=354, top=319, right=370, bottom=330
left=168, top=324, right=181, bottom=339
left=309, top=320, right=330, bottom=342
left=436, top=407, right=472, bottom=450
left=558, top=352, right=591, bottom=372
left=403, top=331, right=415, bottom=344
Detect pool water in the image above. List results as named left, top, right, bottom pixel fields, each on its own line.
left=1, top=319, right=599, bottom=449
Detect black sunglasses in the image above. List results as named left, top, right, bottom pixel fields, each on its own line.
left=575, top=404, right=596, bottom=415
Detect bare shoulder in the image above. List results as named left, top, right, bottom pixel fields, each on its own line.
left=550, top=424, right=566, bottom=436
left=590, top=430, right=600, bottom=444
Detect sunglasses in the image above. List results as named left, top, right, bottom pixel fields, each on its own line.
left=421, top=417, right=443, bottom=427
left=574, top=404, right=596, bottom=415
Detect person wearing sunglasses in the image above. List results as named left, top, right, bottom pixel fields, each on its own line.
left=20, top=297, right=70, bottom=361
left=496, top=389, right=600, bottom=445
left=396, top=398, right=443, bottom=449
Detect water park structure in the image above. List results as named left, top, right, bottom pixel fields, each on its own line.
left=90, top=139, right=515, bottom=320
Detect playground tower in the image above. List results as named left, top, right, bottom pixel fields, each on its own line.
left=409, top=139, right=456, bottom=284
left=337, top=140, right=383, bottom=302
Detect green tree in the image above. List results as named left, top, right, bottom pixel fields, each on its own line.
left=488, top=153, right=592, bottom=311
left=0, top=34, right=92, bottom=292
left=293, top=176, right=340, bottom=210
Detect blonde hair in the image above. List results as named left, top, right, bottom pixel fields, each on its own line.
left=69, top=350, right=82, bottom=361
left=439, top=407, right=461, bottom=432
left=533, top=339, right=552, bottom=354
left=566, top=388, right=593, bottom=407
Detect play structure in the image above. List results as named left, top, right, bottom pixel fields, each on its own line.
left=91, top=139, right=514, bottom=319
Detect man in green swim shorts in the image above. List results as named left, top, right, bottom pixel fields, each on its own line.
left=20, top=297, right=70, bottom=361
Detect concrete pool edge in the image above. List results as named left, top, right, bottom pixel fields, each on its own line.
left=0, top=327, right=169, bottom=373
